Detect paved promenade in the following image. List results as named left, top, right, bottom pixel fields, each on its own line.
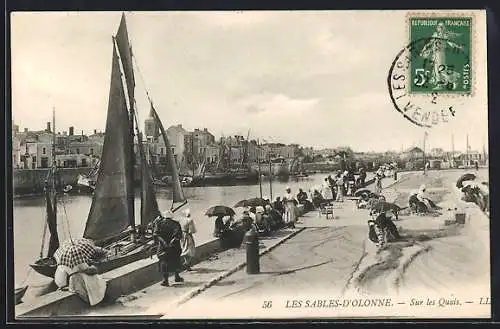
left=85, top=169, right=490, bottom=319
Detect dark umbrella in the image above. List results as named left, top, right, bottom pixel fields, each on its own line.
left=370, top=201, right=403, bottom=213
left=456, top=173, right=477, bottom=188
left=234, top=197, right=269, bottom=208
left=53, top=238, right=99, bottom=269
left=205, top=205, right=236, bottom=217
left=354, top=189, right=372, bottom=197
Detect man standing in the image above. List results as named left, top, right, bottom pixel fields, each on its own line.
left=153, top=210, right=184, bottom=287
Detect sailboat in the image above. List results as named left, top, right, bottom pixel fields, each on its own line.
left=30, top=13, right=187, bottom=278
left=76, top=160, right=99, bottom=193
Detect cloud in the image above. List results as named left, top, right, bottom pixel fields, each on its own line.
left=197, top=11, right=273, bottom=28
left=10, top=11, right=488, bottom=152
left=239, top=93, right=320, bottom=117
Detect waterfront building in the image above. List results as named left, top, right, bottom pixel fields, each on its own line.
left=12, top=135, right=22, bottom=169
left=88, top=130, right=105, bottom=145
left=166, top=124, right=187, bottom=167
left=193, top=128, right=215, bottom=148
left=205, top=144, right=219, bottom=164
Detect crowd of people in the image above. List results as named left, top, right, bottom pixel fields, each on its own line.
left=47, top=164, right=484, bottom=308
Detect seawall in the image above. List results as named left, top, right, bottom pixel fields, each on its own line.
left=16, top=205, right=308, bottom=318
left=13, top=168, right=91, bottom=195
left=16, top=238, right=223, bottom=317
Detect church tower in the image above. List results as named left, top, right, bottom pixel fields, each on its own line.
left=144, top=107, right=159, bottom=142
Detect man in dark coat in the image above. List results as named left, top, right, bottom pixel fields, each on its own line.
left=153, top=210, right=184, bottom=287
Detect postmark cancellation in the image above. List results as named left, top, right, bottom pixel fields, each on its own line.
left=388, top=12, right=476, bottom=128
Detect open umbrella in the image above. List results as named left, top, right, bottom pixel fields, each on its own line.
left=53, top=238, right=99, bottom=269
left=370, top=201, right=404, bottom=213
left=205, top=205, right=236, bottom=217
left=456, top=173, right=476, bottom=188
left=234, top=197, right=269, bottom=208
left=354, top=189, right=373, bottom=197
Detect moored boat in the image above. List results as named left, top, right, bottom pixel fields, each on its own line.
left=15, top=286, right=28, bottom=305
left=30, top=13, right=188, bottom=278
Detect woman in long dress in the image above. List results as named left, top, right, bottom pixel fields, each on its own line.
left=154, top=210, right=184, bottom=287
left=180, top=208, right=197, bottom=271
left=282, top=187, right=298, bottom=228
left=322, top=178, right=333, bottom=200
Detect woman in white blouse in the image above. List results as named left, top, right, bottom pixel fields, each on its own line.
left=54, top=262, right=107, bottom=306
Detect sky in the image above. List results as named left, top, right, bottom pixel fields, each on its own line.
left=11, top=11, right=489, bottom=153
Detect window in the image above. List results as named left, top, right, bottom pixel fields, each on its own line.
left=42, top=147, right=46, bottom=155
left=90, top=148, right=94, bottom=155
left=76, top=148, right=80, bottom=154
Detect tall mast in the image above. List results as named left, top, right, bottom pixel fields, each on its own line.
left=466, top=133, right=469, bottom=167
left=52, top=107, right=57, bottom=222
left=113, top=35, right=135, bottom=230
left=228, top=136, right=232, bottom=169
left=423, top=131, right=427, bottom=174
left=269, top=154, right=273, bottom=200
left=451, top=134, right=455, bottom=167
left=191, top=135, right=195, bottom=176
left=257, top=139, right=263, bottom=198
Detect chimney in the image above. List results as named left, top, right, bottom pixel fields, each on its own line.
left=46, top=122, right=51, bottom=132
left=24, top=128, right=28, bottom=133
left=69, top=126, right=74, bottom=136
left=204, top=128, right=208, bottom=132
left=63, top=131, right=67, bottom=136
left=94, top=129, right=97, bottom=135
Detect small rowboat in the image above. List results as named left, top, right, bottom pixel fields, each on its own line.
left=15, top=285, right=28, bottom=305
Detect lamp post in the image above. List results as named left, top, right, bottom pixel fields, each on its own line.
left=423, top=131, right=428, bottom=175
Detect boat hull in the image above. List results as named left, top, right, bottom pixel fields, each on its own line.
left=15, top=286, right=28, bottom=305
left=30, top=239, right=156, bottom=279
left=251, top=162, right=290, bottom=178
left=190, top=171, right=259, bottom=186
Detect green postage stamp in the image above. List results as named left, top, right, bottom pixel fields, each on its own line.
left=409, top=16, right=472, bottom=94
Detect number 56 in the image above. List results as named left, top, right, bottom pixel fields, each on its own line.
left=414, top=68, right=429, bottom=87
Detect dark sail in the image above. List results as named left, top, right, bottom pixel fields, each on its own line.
left=115, top=13, right=135, bottom=108
left=149, top=147, right=161, bottom=179
left=150, top=103, right=187, bottom=206
left=116, top=13, right=136, bottom=229
left=84, top=41, right=133, bottom=242
left=137, top=132, right=160, bottom=227
left=45, top=186, right=59, bottom=257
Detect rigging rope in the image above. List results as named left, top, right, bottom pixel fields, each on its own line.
left=132, top=53, right=153, bottom=105
left=39, top=213, right=48, bottom=258
left=60, top=196, right=74, bottom=244
left=19, top=266, right=34, bottom=287
left=131, top=52, right=188, bottom=216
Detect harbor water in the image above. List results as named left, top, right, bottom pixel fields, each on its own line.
left=13, top=173, right=329, bottom=287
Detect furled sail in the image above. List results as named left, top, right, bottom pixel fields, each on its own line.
left=150, top=103, right=187, bottom=206
left=84, top=41, right=133, bottom=242
left=148, top=147, right=161, bottom=179
left=137, top=132, right=160, bottom=227
left=45, top=171, right=59, bottom=257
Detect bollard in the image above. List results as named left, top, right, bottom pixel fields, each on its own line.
left=244, top=228, right=260, bottom=274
